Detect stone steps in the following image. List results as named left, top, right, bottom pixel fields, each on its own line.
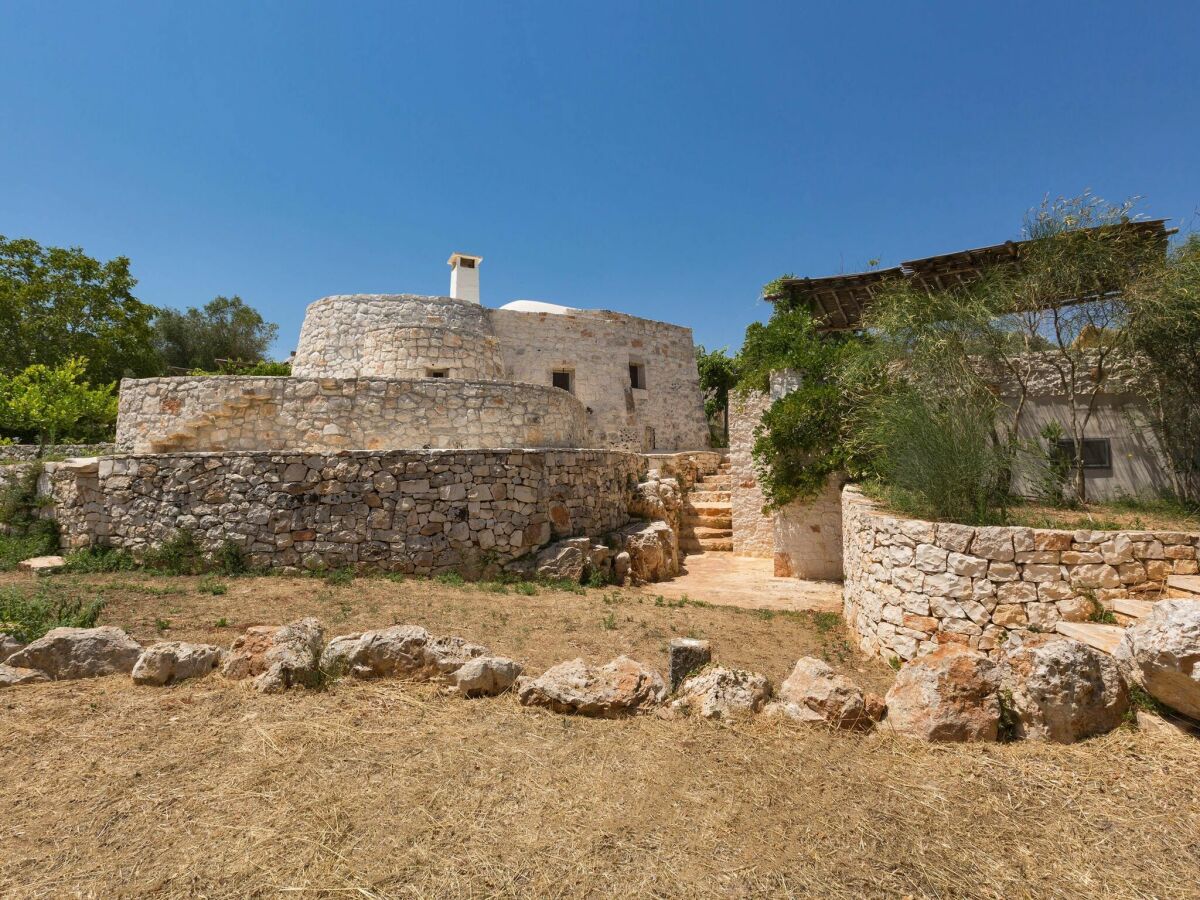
left=679, top=464, right=734, bottom=555
left=680, top=536, right=734, bottom=553
left=1167, top=574, right=1200, bottom=597
left=687, top=490, right=730, bottom=503
left=1055, top=621, right=1126, bottom=655
left=1103, top=597, right=1156, bottom=620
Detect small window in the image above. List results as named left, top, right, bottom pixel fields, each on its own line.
left=552, top=369, right=574, bottom=393
left=1055, top=438, right=1111, bottom=469
left=629, top=362, right=646, bottom=390
left=459, top=258, right=476, bottom=268
left=426, top=368, right=449, bottom=378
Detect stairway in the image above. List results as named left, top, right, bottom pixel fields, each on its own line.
left=1053, top=577, right=1199, bottom=655
left=680, top=461, right=733, bottom=554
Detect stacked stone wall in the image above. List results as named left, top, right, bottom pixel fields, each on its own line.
left=116, top=377, right=586, bottom=453
left=45, top=449, right=645, bottom=575
left=0, top=443, right=114, bottom=462
left=842, top=485, right=1200, bottom=662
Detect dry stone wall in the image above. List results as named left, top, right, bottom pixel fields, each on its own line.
left=116, top=377, right=586, bottom=453
left=842, top=485, right=1200, bottom=663
left=45, top=449, right=645, bottom=575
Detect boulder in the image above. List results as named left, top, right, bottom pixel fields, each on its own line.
left=1115, top=600, right=1200, bottom=720
left=222, top=617, right=324, bottom=694
left=668, top=637, right=711, bottom=691
left=132, top=641, right=224, bottom=686
left=0, top=663, right=50, bottom=688
left=532, top=537, right=591, bottom=582
left=607, top=520, right=679, bottom=583
left=670, top=666, right=770, bottom=719
left=613, top=551, right=631, bottom=584
left=884, top=645, right=1001, bottom=742
left=0, top=633, right=23, bottom=663
left=769, top=657, right=877, bottom=731
left=321, top=625, right=489, bottom=680
left=7, top=626, right=142, bottom=680
left=517, top=656, right=666, bottom=717
left=17, top=555, right=65, bottom=575
left=449, top=656, right=523, bottom=697
left=628, top=476, right=682, bottom=525
left=999, top=634, right=1128, bottom=742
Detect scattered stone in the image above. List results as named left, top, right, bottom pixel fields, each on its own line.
left=0, top=633, right=23, bottom=663
left=449, top=656, right=523, bottom=697
left=132, top=642, right=224, bottom=686
left=7, top=626, right=142, bottom=680
left=768, top=657, right=878, bottom=731
left=607, top=520, right=679, bottom=583
left=321, top=625, right=489, bottom=680
left=532, top=537, right=590, bottom=582
left=222, top=617, right=324, bottom=694
left=671, top=666, right=770, bottom=719
left=517, top=656, right=666, bottom=717
left=668, top=637, right=711, bottom=691
left=613, top=551, right=631, bottom=584
left=884, top=645, right=1000, bottom=742
left=426, top=634, right=491, bottom=674
left=0, top=663, right=50, bottom=687
left=1115, top=600, right=1200, bottom=720
left=999, top=634, right=1128, bottom=742
left=17, top=555, right=65, bottom=575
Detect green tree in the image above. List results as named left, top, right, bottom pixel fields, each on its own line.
left=0, top=357, right=118, bottom=449
left=695, top=345, right=739, bottom=446
left=0, top=236, right=159, bottom=382
left=152, top=295, right=280, bottom=372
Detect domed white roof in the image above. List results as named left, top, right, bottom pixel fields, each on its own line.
left=498, top=299, right=576, bottom=315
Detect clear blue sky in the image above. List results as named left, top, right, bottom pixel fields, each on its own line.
left=3, top=1, right=1196, bottom=358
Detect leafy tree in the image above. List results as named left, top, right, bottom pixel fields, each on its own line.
left=153, top=295, right=280, bottom=372
left=0, top=357, right=118, bottom=449
left=0, top=236, right=159, bottom=382
left=695, top=345, right=739, bottom=446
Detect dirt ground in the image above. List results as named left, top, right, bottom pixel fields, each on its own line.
left=2, top=572, right=1199, bottom=898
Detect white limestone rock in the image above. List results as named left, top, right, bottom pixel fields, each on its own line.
left=132, top=641, right=224, bottom=686
left=0, top=663, right=50, bottom=688
left=1115, top=600, right=1200, bottom=720
left=222, top=617, right=325, bottom=694
left=516, top=656, right=666, bottom=717
left=770, top=656, right=878, bottom=732
left=7, top=626, right=142, bottom=680
left=1000, top=634, right=1129, bottom=742
left=671, top=666, right=771, bottom=720
left=321, top=625, right=489, bottom=680
left=449, top=656, right=522, bottom=697
left=884, top=645, right=1001, bottom=742
left=0, top=633, right=23, bottom=663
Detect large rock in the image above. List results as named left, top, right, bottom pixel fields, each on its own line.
left=885, top=645, right=1001, bottom=742
left=1000, top=634, right=1128, bottom=742
left=668, top=637, right=711, bottom=691
left=1116, top=600, right=1200, bottom=720
left=628, top=475, right=682, bottom=525
left=0, top=663, right=50, bottom=688
left=670, top=666, right=770, bottom=720
left=517, top=656, right=666, bottom=717
left=0, top=633, right=23, bottom=663
left=132, top=641, right=224, bottom=686
left=532, top=537, right=591, bottom=582
left=321, top=625, right=489, bottom=680
left=449, top=656, right=522, bottom=697
left=222, top=617, right=324, bottom=694
left=7, top=626, right=142, bottom=680
left=17, top=555, right=65, bottom=575
left=769, top=657, right=877, bottom=732
left=607, top=520, right=679, bottom=583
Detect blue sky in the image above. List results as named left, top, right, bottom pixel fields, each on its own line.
left=2, top=2, right=1196, bottom=358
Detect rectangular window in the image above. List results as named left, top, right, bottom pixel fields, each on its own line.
left=1055, top=438, right=1111, bottom=469
left=426, top=368, right=449, bottom=378
left=552, top=369, right=574, bottom=393
left=629, top=362, right=646, bottom=390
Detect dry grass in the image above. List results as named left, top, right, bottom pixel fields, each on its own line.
left=1006, top=501, right=1200, bottom=533
left=1, top=572, right=1199, bottom=898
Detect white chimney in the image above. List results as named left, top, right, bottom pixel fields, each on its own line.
left=447, top=252, right=483, bottom=303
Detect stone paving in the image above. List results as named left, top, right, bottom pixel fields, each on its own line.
left=634, top=552, right=842, bottom=612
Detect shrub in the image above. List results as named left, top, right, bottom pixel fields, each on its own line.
left=0, top=585, right=106, bottom=643
left=144, top=531, right=206, bottom=576
left=59, top=546, right=136, bottom=573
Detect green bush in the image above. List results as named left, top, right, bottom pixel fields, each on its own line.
left=0, top=585, right=106, bottom=643
left=59, top=546, right=137, bottom=573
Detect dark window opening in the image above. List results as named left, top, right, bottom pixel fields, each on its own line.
left=629, top=362, right=646, bottom=390
left=426, top=368, right=449, bottom=378
left=459, top=258, right=476, bottom=268
left=552, top=370, right=574, bottom=393
left=1055, top=438, right=1111, bottom=470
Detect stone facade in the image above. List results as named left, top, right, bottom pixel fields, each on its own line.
left=43, top=449, right=645, bottom=575
left=0, top=443, right=114, bottom=462
left=729, top=392, right=773, bottom=558
left=841, top=485, right=1200, bottom=663
left=116, top=377, right=586, bottom=454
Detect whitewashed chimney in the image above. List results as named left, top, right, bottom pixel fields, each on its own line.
left=447, top=252, right=483, bottom=303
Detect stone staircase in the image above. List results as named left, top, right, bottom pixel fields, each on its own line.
left=1052, top=574, right=1200, bottom=655
left=680, top=461, right=732, bottom=554
left=148, top=390, right=277, bottom=453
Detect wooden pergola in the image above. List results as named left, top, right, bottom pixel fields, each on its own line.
left=767, top=220, right=1171, bottom=332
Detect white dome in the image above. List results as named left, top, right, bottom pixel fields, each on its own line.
left=498, top=299, right=576, bottom=315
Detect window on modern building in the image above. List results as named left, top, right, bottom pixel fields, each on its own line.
left=426, top=368, right=449, bottom=378
left=551, top=369, right=574, bottom=393
left=1055, top=438, right=1112, bottom=469
left=629, top=362, right=646, bottom=390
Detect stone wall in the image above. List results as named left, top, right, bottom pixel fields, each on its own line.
left=841, top=485, right=1200, bottom=663
left=116, top=377, right=587, bottom=453
left=729, top=392, right=772, bottom=558
left=44, top=449, right=646, bottom=575
left=0, top=443, right=114, bottom=462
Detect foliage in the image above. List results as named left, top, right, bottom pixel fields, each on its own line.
left=153, top=295, right=280, bottom=372
left=0, top=584, right=106, bottom=643
left=59, top=546, right=137, bottom=573
left=0, top=235, right=159, bottom=382
left=695, top=345, right=739, bottom=446
left=0, top=357, right=118, bottom=446
left=1124, top=234, right=1200, bottom=505
left=0, top=463, right=58, bottom=570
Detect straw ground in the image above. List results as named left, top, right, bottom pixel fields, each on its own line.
left=1, top=571, right=1198, bottom=898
